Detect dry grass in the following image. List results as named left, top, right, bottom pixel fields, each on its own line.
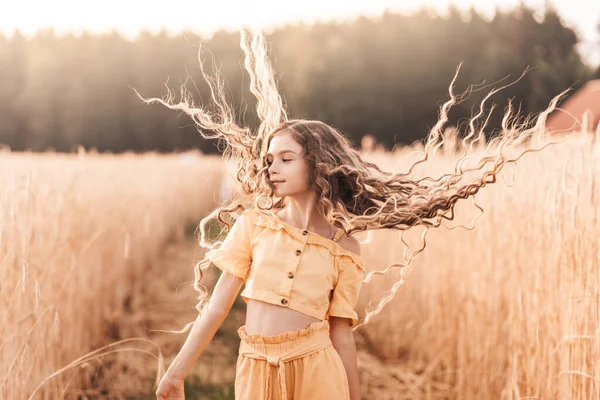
left=356, top=130, right=600, bottom=399
left=1, top=129, right=598, bottom=399
left=0, top=149, right=223, bottom=399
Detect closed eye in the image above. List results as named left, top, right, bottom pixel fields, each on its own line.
left=266, top=158, right=293, bottom=165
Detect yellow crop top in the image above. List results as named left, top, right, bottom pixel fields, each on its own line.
left=205, top=208, right=366, bottom=327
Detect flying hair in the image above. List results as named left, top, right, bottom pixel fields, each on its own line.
left=136, top=29, right=570, bottom=333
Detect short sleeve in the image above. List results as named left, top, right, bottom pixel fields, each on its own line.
left=205, top=210, right=254, bottom=281
left=326, top=255, right=366, bottom=327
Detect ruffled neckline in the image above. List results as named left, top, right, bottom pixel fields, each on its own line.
left=244, top=208, right=366, bottom=270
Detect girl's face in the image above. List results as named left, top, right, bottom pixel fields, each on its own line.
left=266, top=130, right=311, bottom=197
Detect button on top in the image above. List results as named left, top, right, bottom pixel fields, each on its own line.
left=288, top=272, right=294, bottom=279
left=302, top=230, right=308, bottom=235
left=295, top=249, right=301, bottom=256
left=281, top=298, right=288, bottom=305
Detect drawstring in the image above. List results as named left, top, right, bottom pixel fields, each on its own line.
left=239, top=327, right=332, bottom=400
left=265, top=355, right=287, bottom=399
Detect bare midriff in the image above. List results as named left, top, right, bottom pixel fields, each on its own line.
left=244, top=298, right=322, bottom=336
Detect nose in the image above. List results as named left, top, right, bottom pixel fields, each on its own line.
left=268, top=162, right=279, bottom=177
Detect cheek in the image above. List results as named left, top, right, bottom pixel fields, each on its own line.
left=296, top=164, right=312, bottom=187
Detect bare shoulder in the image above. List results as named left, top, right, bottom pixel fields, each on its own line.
left=337, top=233, right=361, bottom=255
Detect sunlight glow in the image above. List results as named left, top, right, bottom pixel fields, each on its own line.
left=1, top=0, right=598, bottom=65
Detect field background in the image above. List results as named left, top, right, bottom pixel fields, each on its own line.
left=1, top=130, right=598, bottom=399
left=2, top=2, right=600, bottom=398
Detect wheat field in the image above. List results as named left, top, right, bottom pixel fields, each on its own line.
left=356, top=131, right=599, bottom=399
left=0, top=149, right=223, bottom=399
left=1, top=130, right=598, bottom=399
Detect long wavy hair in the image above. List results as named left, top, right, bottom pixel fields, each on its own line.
left=137, top=29, right=568, bottom=333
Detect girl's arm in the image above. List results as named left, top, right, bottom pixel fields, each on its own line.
left=329, top=317, right=361, bottom=400
left=162, top=270, right=245, bottom=380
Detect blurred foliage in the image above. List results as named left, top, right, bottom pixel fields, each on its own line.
left=182, top=375, right=234, bottom=400
left=186, top=213, right=239, bottom=240
left=0, top=4, right=595, bottom=153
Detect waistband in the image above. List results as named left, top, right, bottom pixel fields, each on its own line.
left=237, top=320, right=332, bottom=400
left=237, top=319, right=330, bottom=344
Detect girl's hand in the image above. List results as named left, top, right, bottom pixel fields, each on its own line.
left=155, top=374, right=185, bottom=400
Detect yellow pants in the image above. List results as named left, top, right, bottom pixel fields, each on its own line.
left=235, top=320, right=350, bottom=400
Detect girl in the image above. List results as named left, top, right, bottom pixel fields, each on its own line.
left=146, top=30, right=563, bottom=400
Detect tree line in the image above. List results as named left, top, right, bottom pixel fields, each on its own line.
left=0, top=4, right=598, bottom=153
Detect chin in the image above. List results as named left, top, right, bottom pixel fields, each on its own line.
left=274, top=186, right=293, bottom=196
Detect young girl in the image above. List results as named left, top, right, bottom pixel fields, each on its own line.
left=157, top=120, right=367, bottom=399
left=146, top=30, right=563, bottom=400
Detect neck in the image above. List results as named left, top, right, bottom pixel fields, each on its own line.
left=279, top=193, right=332, bottom=236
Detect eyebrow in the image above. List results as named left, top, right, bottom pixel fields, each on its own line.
left=266, top=150, right=297, bottom=156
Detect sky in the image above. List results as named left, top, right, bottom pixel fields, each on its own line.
left=1, top=0, right=599, bottom=67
